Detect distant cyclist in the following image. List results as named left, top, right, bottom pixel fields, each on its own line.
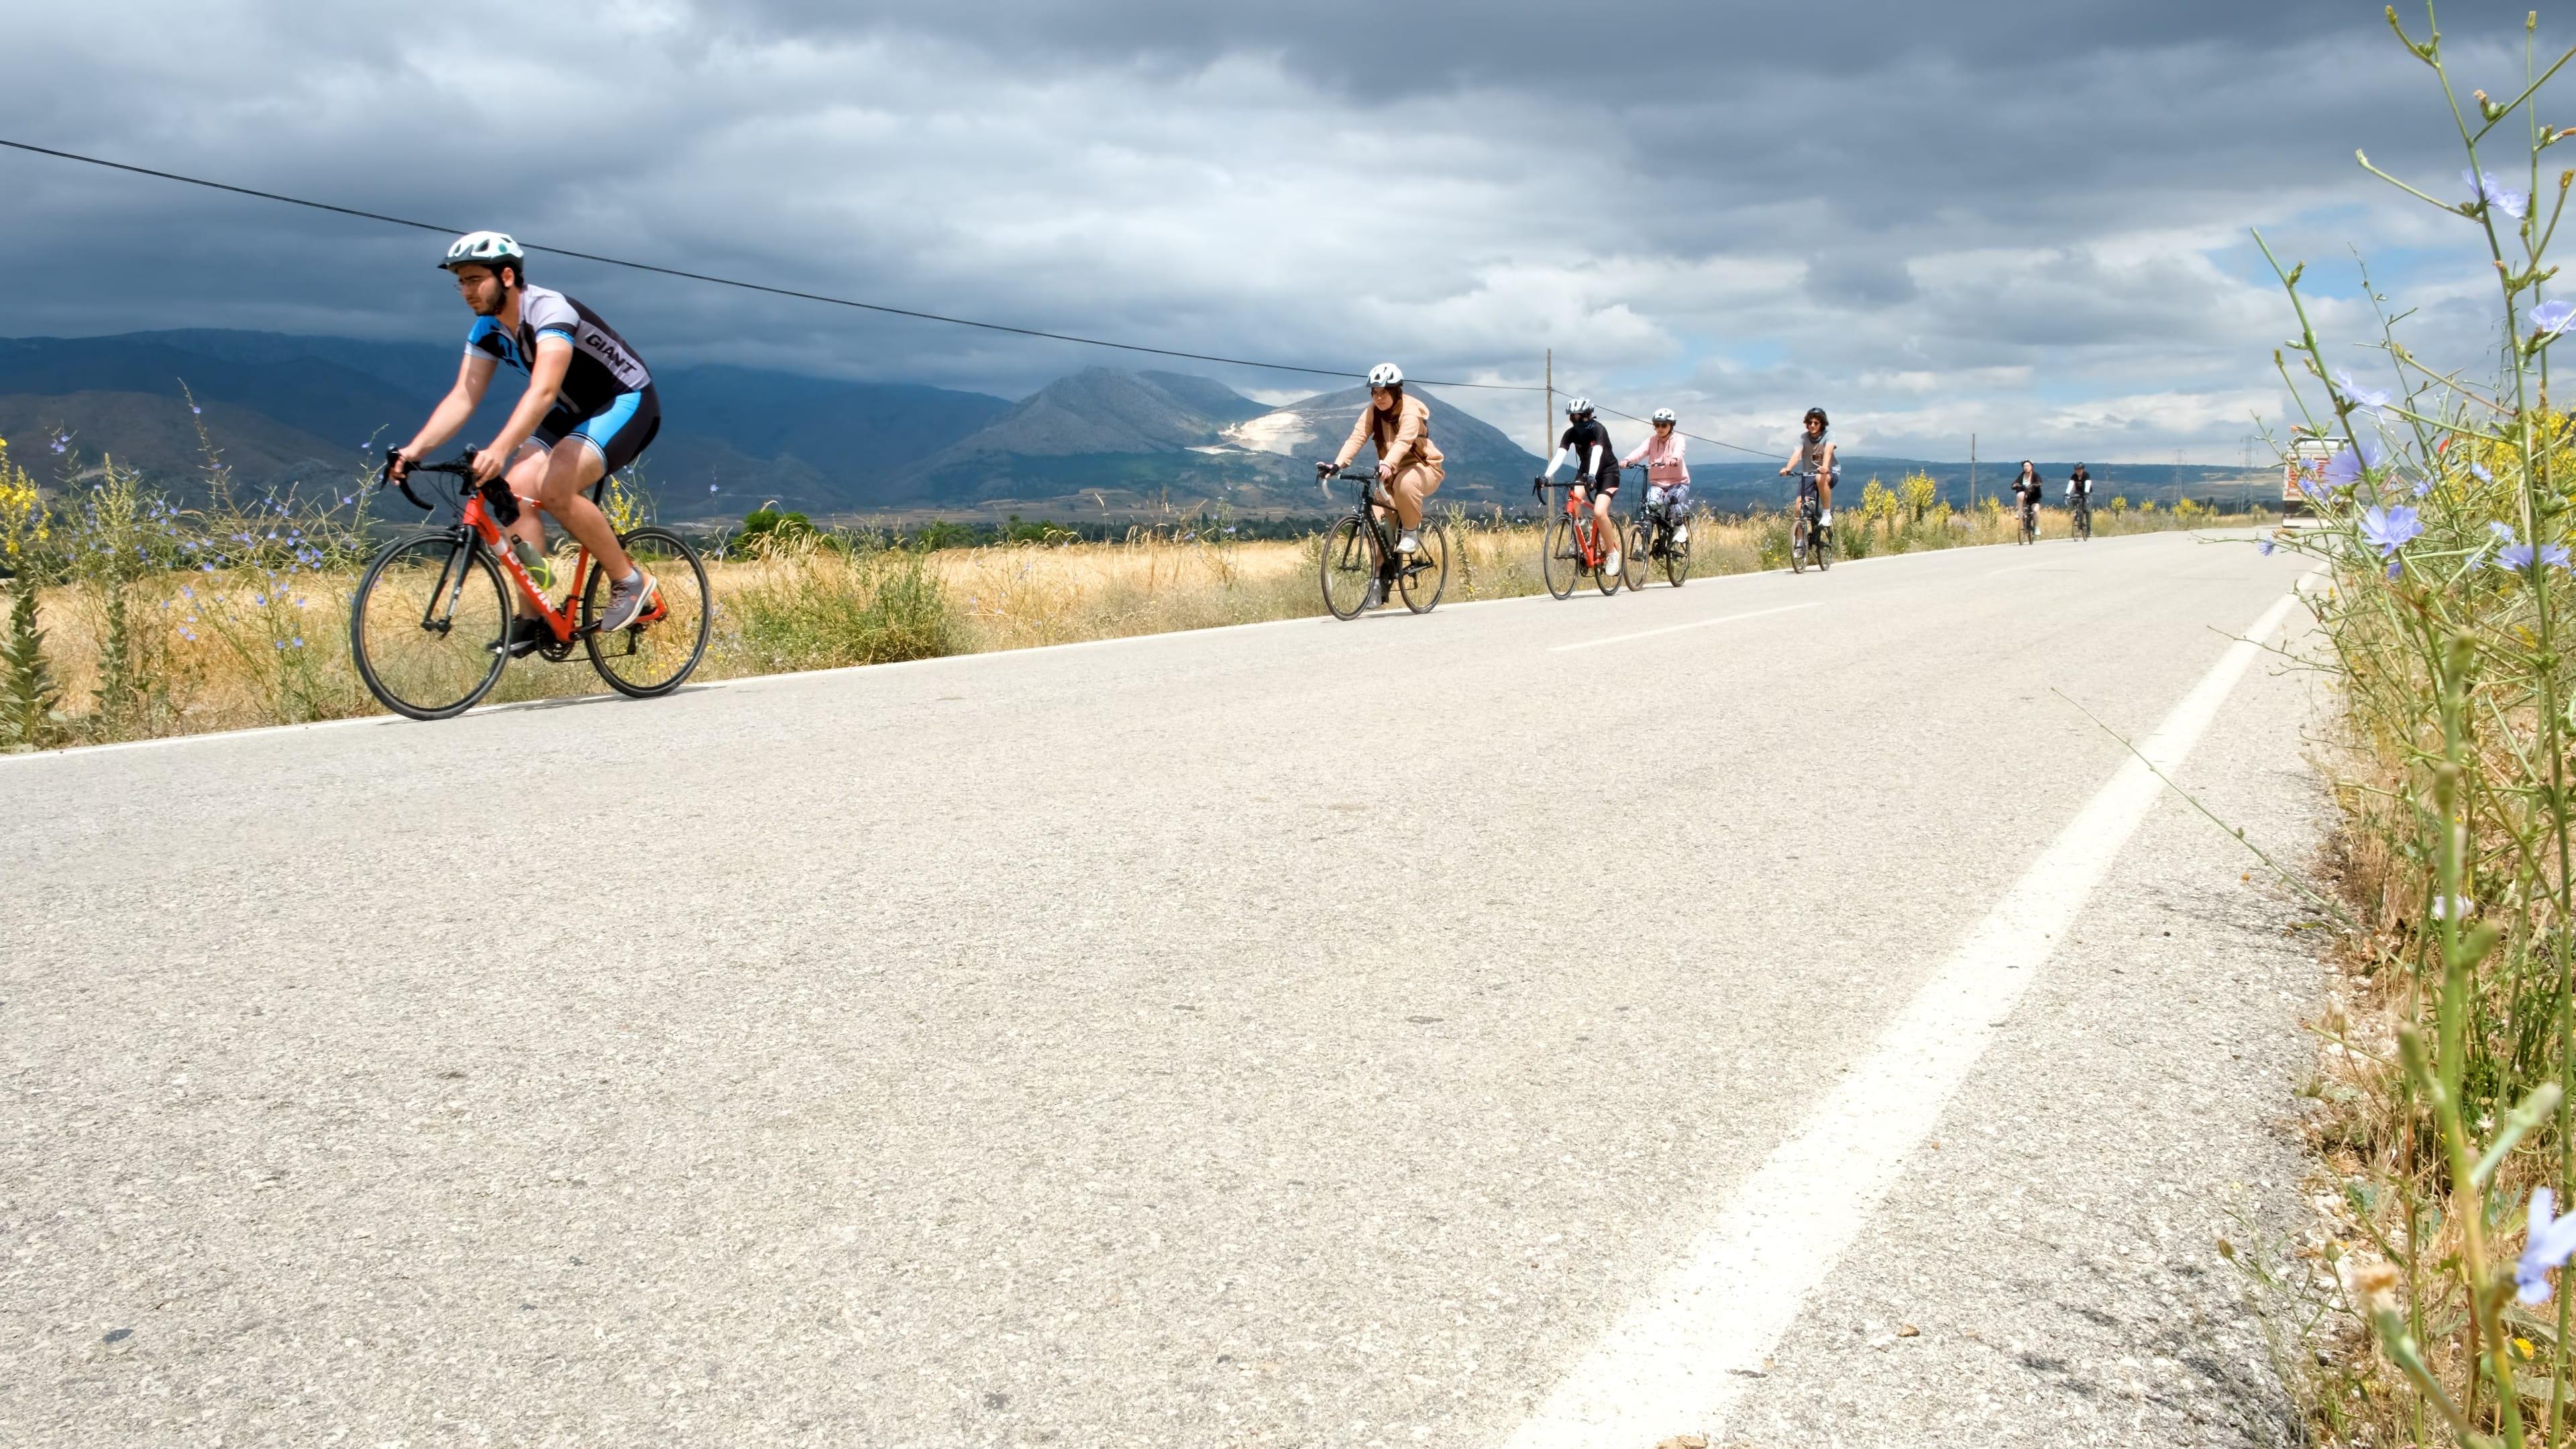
left=1623, top=407, right=1691, bottom=547
left=1542, top=396, right=1623, bottom=578
left=1778, top=405, right=1837, bottom=541
left=2010, top=460, right=2045, bottom=535
left=1320, top=362, right=1445, bottom=609
left=389, top=231, right=663, bottom=656
left=2065, top=463, right=2093, bottom=508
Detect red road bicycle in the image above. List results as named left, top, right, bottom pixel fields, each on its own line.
left=1536, top=476, right=1622, bottom=599
left=348, top=448, right=712, bottom=720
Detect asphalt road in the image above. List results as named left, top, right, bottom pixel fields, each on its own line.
left=3, top=530, right=2327, bottom=1448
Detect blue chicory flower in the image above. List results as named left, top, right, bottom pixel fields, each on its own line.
left=190, top=405, right=201, bottom=416
left=2547, top=543, right=2573, bottom=571
left=2336, top=370, right=2392, bottom=418
left=2502, top=541, right=2538, bottom=571
left=2257, top=537, right=2276, bottom=556
left=2520, top=1188, right=2576, bottom=1303
left=2469, top=168, right=2532, bottom=220
left=2387, top=559, right=2403, bottom=580
left=2412, top=477, right=2432, bottom=498
left=2471, top=462, right=2496, bottom=484
left=2359, top=504, right=2422, bottom=557
left=2324, top=439, right=2384, bottom=492
left=2537, top=300, right=2576, bottom=337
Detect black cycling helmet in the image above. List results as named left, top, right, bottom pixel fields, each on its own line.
left=1803, top=407, right=1829, bottom=427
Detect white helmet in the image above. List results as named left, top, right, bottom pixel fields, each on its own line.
left=1652, top=407, right=1676, bottom=425
left=1566, top=396, right=1593, bottom=418
left=1367, top=362, right=1404, bottom=388
left=440, top=231, right=525, bottom=274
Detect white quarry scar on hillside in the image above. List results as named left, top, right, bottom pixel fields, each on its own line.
left=1221, top=411, right=1318, bottom=456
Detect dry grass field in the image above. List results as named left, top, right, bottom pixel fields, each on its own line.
left=0, top=464, right=2264, bottom=751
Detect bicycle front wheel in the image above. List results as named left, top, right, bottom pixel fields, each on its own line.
left=1664, top=528, right=1690, bottom=587
left=1398, top=522, right=1452, bottom=614
left=582, top=527, right=713, bottom=698
left=1790, top=516, right=1809, bottom=574
left=1621, top=519, right=1651, bottom=591
left=1542, top=516, right=1579, bottom=600
left=1320, top=515, right=1382, bottom=620
left=349, top=530, right=511, bottom=721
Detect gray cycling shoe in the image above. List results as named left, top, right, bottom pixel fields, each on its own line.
left=1360, top=576, right=1387, bottom=611
left=598, top=572, right=659, bottom=632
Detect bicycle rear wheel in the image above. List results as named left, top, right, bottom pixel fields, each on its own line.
left=1621, top=519, right=1650, bottom=591
left=1790, top=515, right=1809, bottom=574
left=1664, top=527, right=1690, bottom=587
left=1815, top=521, right=1832, bottom=571
left=1542, top=516, right=1580, bottom=599
left=1320, top=515, right=1382, bottom=619
left=1397, top=522, right=1452, bottom=614
left=348, top=530, right=511, bottom=721
left=582, top=526, right=713, bottom=698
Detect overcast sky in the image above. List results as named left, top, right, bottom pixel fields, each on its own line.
left=3, top=1, right=2565, bottom=460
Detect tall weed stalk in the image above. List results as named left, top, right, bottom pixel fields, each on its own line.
left=2254, top=7, right=2576, bottom=1444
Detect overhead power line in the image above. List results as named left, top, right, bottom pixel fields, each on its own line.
left=1571, top=395, right=1778, bottom=460
left=0, top=137, right=1535, bottom=391
left=0, top=136, right=1783, bottom=460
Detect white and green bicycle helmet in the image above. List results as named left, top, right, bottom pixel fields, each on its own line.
left=440, top=231, right=525, bottom=275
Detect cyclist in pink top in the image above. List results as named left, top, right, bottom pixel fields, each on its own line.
left=1621, top=409, right=1692, bottom=535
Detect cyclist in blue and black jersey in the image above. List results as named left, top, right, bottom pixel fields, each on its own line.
left=1541, top=396, right=1623, bottom=578
left=389, top=231, right=663, bottom=653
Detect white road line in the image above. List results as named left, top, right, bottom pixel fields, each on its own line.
left=1547, top=602, right=1822, bottom=653
left=1501, top=582, right=2310, bottom=1448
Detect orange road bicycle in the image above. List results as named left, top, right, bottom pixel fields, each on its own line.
left=1316, top=466, right=1453, bottom=619
left=349, top=448, right=712, bottom=720
left=1536, top=476, right=1623, bottom=599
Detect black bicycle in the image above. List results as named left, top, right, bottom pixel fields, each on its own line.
left=2015, top=495, right=2039, bottom=545
left=1623, top=464, right=1690, bottom=588
left=1316, top=465, right=1452, bottom=619
left=349, top=449, right=712, bottom=720
left=1790, top=471, right=1831, bottom=574
left=2071, top=491, right=2094, bottom=541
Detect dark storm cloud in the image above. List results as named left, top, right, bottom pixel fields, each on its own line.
left=0, top=0, right=2563, bottom=457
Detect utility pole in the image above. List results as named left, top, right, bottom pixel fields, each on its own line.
left=1544, top=349, right=1553, bottom=466
left=1969, top=433, right=1977, bottom=509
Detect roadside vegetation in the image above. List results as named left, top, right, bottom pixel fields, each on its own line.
left=2231, top=8, right=2576, bottom=1446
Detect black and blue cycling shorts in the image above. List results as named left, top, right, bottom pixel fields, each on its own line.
left=533, top=382, right=661, bottom=478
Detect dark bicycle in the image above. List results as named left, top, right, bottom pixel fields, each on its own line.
left=349, top=448, right=712, bottom=720
left=2071, top=491, right=2094, bottom=541
left=1621, top=464, right=1690, bottom=588
left=2016, top=497, right=2040, bottom=545
left=1315, top=464, right=1452, bottom=619
left=1790, top=470, right=1831, bottom=574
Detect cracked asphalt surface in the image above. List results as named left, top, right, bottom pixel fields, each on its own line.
left=2, top=529, right=2324, bottom=1447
